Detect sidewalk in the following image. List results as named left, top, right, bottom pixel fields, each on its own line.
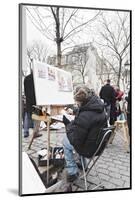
left=22, top=126, right=130, bottom=192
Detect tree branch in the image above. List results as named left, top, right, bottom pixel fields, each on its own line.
left=63, top=11, right=101, bottom=40
left=62, top=9, right=78, bottom=37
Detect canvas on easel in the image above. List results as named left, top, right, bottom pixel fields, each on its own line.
left=32, top=60, right=74, bottom=105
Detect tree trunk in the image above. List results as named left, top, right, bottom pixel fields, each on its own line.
left=117, top=56, right=122, bottom=87
left=55, top=7, right=62, bottom=68
left=56, top=41, right=62, bottom=67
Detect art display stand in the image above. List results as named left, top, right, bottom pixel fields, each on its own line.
left=109, top=120, right=129, bottom=152
left=29, top=106, right=64, bottom=186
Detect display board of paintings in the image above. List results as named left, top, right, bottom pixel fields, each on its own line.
left=33, top=60, right=74, bottom=105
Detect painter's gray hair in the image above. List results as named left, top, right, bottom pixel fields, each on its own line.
left=74, top=85, right=95, bottom=102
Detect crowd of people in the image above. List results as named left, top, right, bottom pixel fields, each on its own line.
left=22, top=73, right=130, bottom=183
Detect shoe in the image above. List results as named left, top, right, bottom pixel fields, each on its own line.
left=63, top=183, right=72, bottom=192
left=67, top=172, right=79, bottom=182
left=33, top=133, right=42, bottom=138
left=24, top=134, right=29, bottom=138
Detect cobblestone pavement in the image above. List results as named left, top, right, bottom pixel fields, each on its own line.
left=22, top=126, right=131, bottom=192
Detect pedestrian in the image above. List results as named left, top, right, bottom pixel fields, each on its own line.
left=23, top=71, right=42, bottom=138
left=99, top=79, right=116, bottom=125
left=125, top=89, right=131, bottom=136
left=22, top=94, right=26, bottom=128
left=63, top=85, right=107, bottom=182
left=115, top=87, right=124, bottom=120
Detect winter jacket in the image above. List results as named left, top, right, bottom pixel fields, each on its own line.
left=24, top=73, right=36, bottom=113
left=125, top=90, right=130, bottom=114
left=66, top=95, right=107, bottom=158
left=99, top=84, right=116, bottom=106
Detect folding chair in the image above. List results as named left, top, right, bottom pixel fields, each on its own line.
left=79, top=126, right=114, bottom=190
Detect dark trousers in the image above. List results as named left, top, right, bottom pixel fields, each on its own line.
left=23, top=112, right=34, bottom=136
left=127, top=113, right=131, bottom=136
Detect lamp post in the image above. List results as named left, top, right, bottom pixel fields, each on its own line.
left=124, top=60, right=130, bottom=84
left=29, top=56, right=34, bottom=73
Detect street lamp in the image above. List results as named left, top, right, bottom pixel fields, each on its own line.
left=124, top=60, right=130, bottom=84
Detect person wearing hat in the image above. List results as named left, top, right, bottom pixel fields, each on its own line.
left=63, top=85, right=107, bottom=182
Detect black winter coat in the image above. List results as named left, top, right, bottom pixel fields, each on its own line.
left=125, top=90, right=130, bottom=113
left=24, top=73, right=36, bottom=113
left=66, top=95, right=107, bottom=158
left=99, top=84, right=116, bottom=106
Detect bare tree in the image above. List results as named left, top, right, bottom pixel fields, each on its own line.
left=95, top=11, right=130, bottom=86
left=26, top=6, right=101, bottom=67
left=72, top=51, right=89, bottom=84
left=26, top=41, right=48, bottom=72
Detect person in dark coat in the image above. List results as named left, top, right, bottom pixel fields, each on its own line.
left=114, top=87, right=124, bottom=119
left=23, top=72, right=42, bottom=138
left=99, top=79, right=116, bottom=125
left=125, top=89, right=131, bottom=136
left=63, top=86, right=107, bottom=182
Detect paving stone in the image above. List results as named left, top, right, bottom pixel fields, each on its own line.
left=119, top=170, right=130, bottom=176
left=102, top=157, right=113, bottom=162
left=98, top=173, right=110, bottom=181
left=87, top=175, right=100, bottom=185
left=109, top=177, right=124, bottom=186
left=106, top=162, right=116, bottom=167
left=113, top=160, right=123, bottom=165
left=123, top=181, right=130, bottom=188
left=109, top=172, right=121, bottom=179
left=97, top=168, right=109, bottom=175
left=121, top=175, right=130, bottom=182
left=101, top=181, right=116, bottom=189
left=122, top=162, right=130, bottom=167
left=119, top=158, right=130, bottom=163
left=96, top=163, right=109, bottom=169
left=116, top=165, right=128, bottom=171
left=88, top=183, right=100, bottom=190
left=108, top=166, right=120, bottom=173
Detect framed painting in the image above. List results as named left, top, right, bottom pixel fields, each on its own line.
left=19, top=3, right=131, bottom=196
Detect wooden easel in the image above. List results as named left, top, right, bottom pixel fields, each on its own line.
left=109, top=120, right=129, bottom=152
left=28, top=105, right=65, bottom=185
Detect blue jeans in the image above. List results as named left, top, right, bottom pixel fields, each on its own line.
left=23, top=112, right=34, bottom=136
left=63, top=134, right=87, bottom=175
left=63, top=134, right=78, bottom=175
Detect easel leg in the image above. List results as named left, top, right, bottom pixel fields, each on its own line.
left=47, top=120, right=50, bottom=186
left=122, top=122, right=129, bottom=153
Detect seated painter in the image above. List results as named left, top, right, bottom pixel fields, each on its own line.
left=62, top=85, right=107, bottom=182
